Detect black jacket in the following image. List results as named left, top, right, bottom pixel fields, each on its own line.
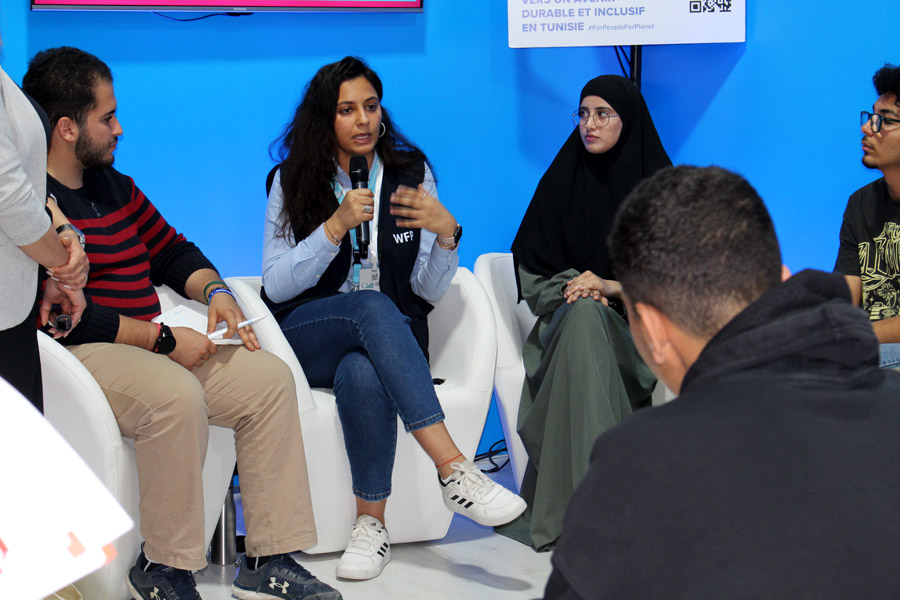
left=545, top=270, right=900, bottom=600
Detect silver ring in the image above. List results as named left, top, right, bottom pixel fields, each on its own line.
left=421, top=192, right=427, bottom=202
left=82, top=273, right=89, bottom=280
left=363, top=205, right=373, bottom=214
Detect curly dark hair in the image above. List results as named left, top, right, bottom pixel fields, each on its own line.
left=271, top=56, right=432, bottom=242
left=609, top=165, right=782, bottom=339
left=22, top=46, right=112, bottom=129
left=874, top=63, right=900, bottom=102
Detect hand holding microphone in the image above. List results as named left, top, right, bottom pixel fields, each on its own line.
left=328, top=156, right=374, bottom=252
left=349, top=155, right=371, bottom=259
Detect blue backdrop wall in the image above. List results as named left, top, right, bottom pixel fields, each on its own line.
left=2, top=0, right=896, bottom=452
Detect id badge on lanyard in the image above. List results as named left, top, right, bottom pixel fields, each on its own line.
left=333, top=158, right=382, bottom=291
left=356, top=264, right=379, bottom=290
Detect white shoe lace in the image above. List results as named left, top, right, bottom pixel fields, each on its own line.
left=448, top=461, right=495, bottom=502
left=346, top=521, right=383, bottom=555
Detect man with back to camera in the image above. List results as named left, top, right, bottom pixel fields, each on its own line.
left=23, top=46, right=342, bottom=600
left=834, top=63, right=900, bottom=368
left=542, top=165, right=900, bottom=599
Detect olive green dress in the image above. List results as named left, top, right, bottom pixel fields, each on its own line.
left=496, top=265, right=656, bottom=551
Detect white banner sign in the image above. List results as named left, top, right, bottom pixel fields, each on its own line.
left=508, top=0, right=745, bottom=48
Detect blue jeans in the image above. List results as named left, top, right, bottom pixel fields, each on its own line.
left=879, top=343, right=900, bottom=369
left=279, top=290, right=445, bottom=501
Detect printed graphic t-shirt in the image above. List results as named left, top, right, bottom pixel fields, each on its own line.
left=834, top=178, right=900, bottom=321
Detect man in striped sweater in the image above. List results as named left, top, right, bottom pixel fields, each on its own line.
left=24, top=47, right=341, bottom=600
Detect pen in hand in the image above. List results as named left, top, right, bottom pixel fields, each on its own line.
left=208, top=314, right=267, bottom=340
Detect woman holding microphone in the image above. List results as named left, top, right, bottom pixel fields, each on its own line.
left=262, top=56, right=526, bottom=581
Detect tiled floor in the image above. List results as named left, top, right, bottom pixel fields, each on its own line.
left=195, top=461, right=552, bottom=600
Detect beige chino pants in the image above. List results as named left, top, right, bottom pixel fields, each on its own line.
left=70, top=343, right=316, bottom=571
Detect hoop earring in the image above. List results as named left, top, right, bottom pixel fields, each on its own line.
left=379, top=122, right=386, bottom=138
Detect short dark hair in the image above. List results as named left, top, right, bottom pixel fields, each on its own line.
left=609, top=165, right=782, bottom=339
left=22, top=46, right=112, bottom=129
left=873, top=63, right=900, bottom=103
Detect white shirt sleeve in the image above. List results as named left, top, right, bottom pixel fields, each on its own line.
left=0, top=69, right=52, bottom=246
left=261, top=169, right=343, bottom=303
left=410, top=164, right=459, bottom=302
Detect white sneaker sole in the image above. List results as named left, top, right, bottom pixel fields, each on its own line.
left=126, top=577, right=142, bottom=600
left=335, top=547, right=391, bottom=580
left=443, top=494, right=527, bottom=527
left=231, top=585, right=275, bottom=600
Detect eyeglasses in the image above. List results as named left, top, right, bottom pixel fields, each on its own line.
left=861, top=110, right=900, bottom=133
left=572, top=109, right=620, bottom=128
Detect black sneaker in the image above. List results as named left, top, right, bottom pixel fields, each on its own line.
left=232, top=554, right=342, bottom=599
left=126, top=552, right=201, bottom=600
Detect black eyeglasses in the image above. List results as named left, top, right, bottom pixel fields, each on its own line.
left=861, top=110, right=900, bottom=133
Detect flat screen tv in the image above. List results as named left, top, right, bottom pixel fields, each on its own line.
left=32, top=0, right=422, bottom=12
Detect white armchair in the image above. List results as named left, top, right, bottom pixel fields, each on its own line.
left=225, top=267, right=497, bottom=554
left=39, top=286, right=237, bottom=600
left=473, top=253, right=537, bottom=492
left=474, top=253, right=676, bottom=493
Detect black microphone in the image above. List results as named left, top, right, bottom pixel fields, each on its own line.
left=349, top=155, right=370, bottom=259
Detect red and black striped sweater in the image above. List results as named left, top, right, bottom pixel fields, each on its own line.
left=47, top=167, right=215, bottom=345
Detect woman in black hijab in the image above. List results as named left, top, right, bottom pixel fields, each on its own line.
left=500, top=75, right=671, bottom=551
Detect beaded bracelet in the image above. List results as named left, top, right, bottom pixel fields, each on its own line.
left=207, top=287, right=235, bottom=304
left=203, top=280, right=227, bottom=300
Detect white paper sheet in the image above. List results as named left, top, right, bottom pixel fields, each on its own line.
left=0, top=378, right=133, bottom=600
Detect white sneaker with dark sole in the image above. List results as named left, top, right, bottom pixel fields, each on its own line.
left=335, top=515, right=390, bottom=580
left=440, top=459, right=527, bottom=527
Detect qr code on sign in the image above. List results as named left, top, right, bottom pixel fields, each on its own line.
left=689, top=0, right=732, bottom=12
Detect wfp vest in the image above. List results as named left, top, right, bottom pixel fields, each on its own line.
left=262, top=160, right=435, bottom=359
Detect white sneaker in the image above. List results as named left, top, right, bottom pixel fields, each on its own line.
left=440, top=460, right=527, bottom=527
left=335, top=515, right=390, bottom=580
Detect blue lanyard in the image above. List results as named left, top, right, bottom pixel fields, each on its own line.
left=332, top=156, right=381, bottom=287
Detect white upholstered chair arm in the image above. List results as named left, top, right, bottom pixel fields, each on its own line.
left=427, top=267, right=497, bottom=394
left=224, top=276, right=316, bottom=412
left=473, top=253, right=538, bottom=491
left=38, top=332, right=127, bottom=487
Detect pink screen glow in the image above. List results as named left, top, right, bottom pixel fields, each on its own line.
left=33, top=0, right=421, bottom=8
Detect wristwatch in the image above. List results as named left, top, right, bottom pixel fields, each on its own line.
left=56, top=223, right=86, bottom=248
left=437, top=224, right=462, bottom=250
left=153, top=324, right=177, bottom=355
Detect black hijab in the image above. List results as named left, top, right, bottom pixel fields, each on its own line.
left=511, top=75, right=671, bottom=293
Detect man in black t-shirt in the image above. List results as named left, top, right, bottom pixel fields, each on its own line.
left=834, top=63, right=900, bottom=366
